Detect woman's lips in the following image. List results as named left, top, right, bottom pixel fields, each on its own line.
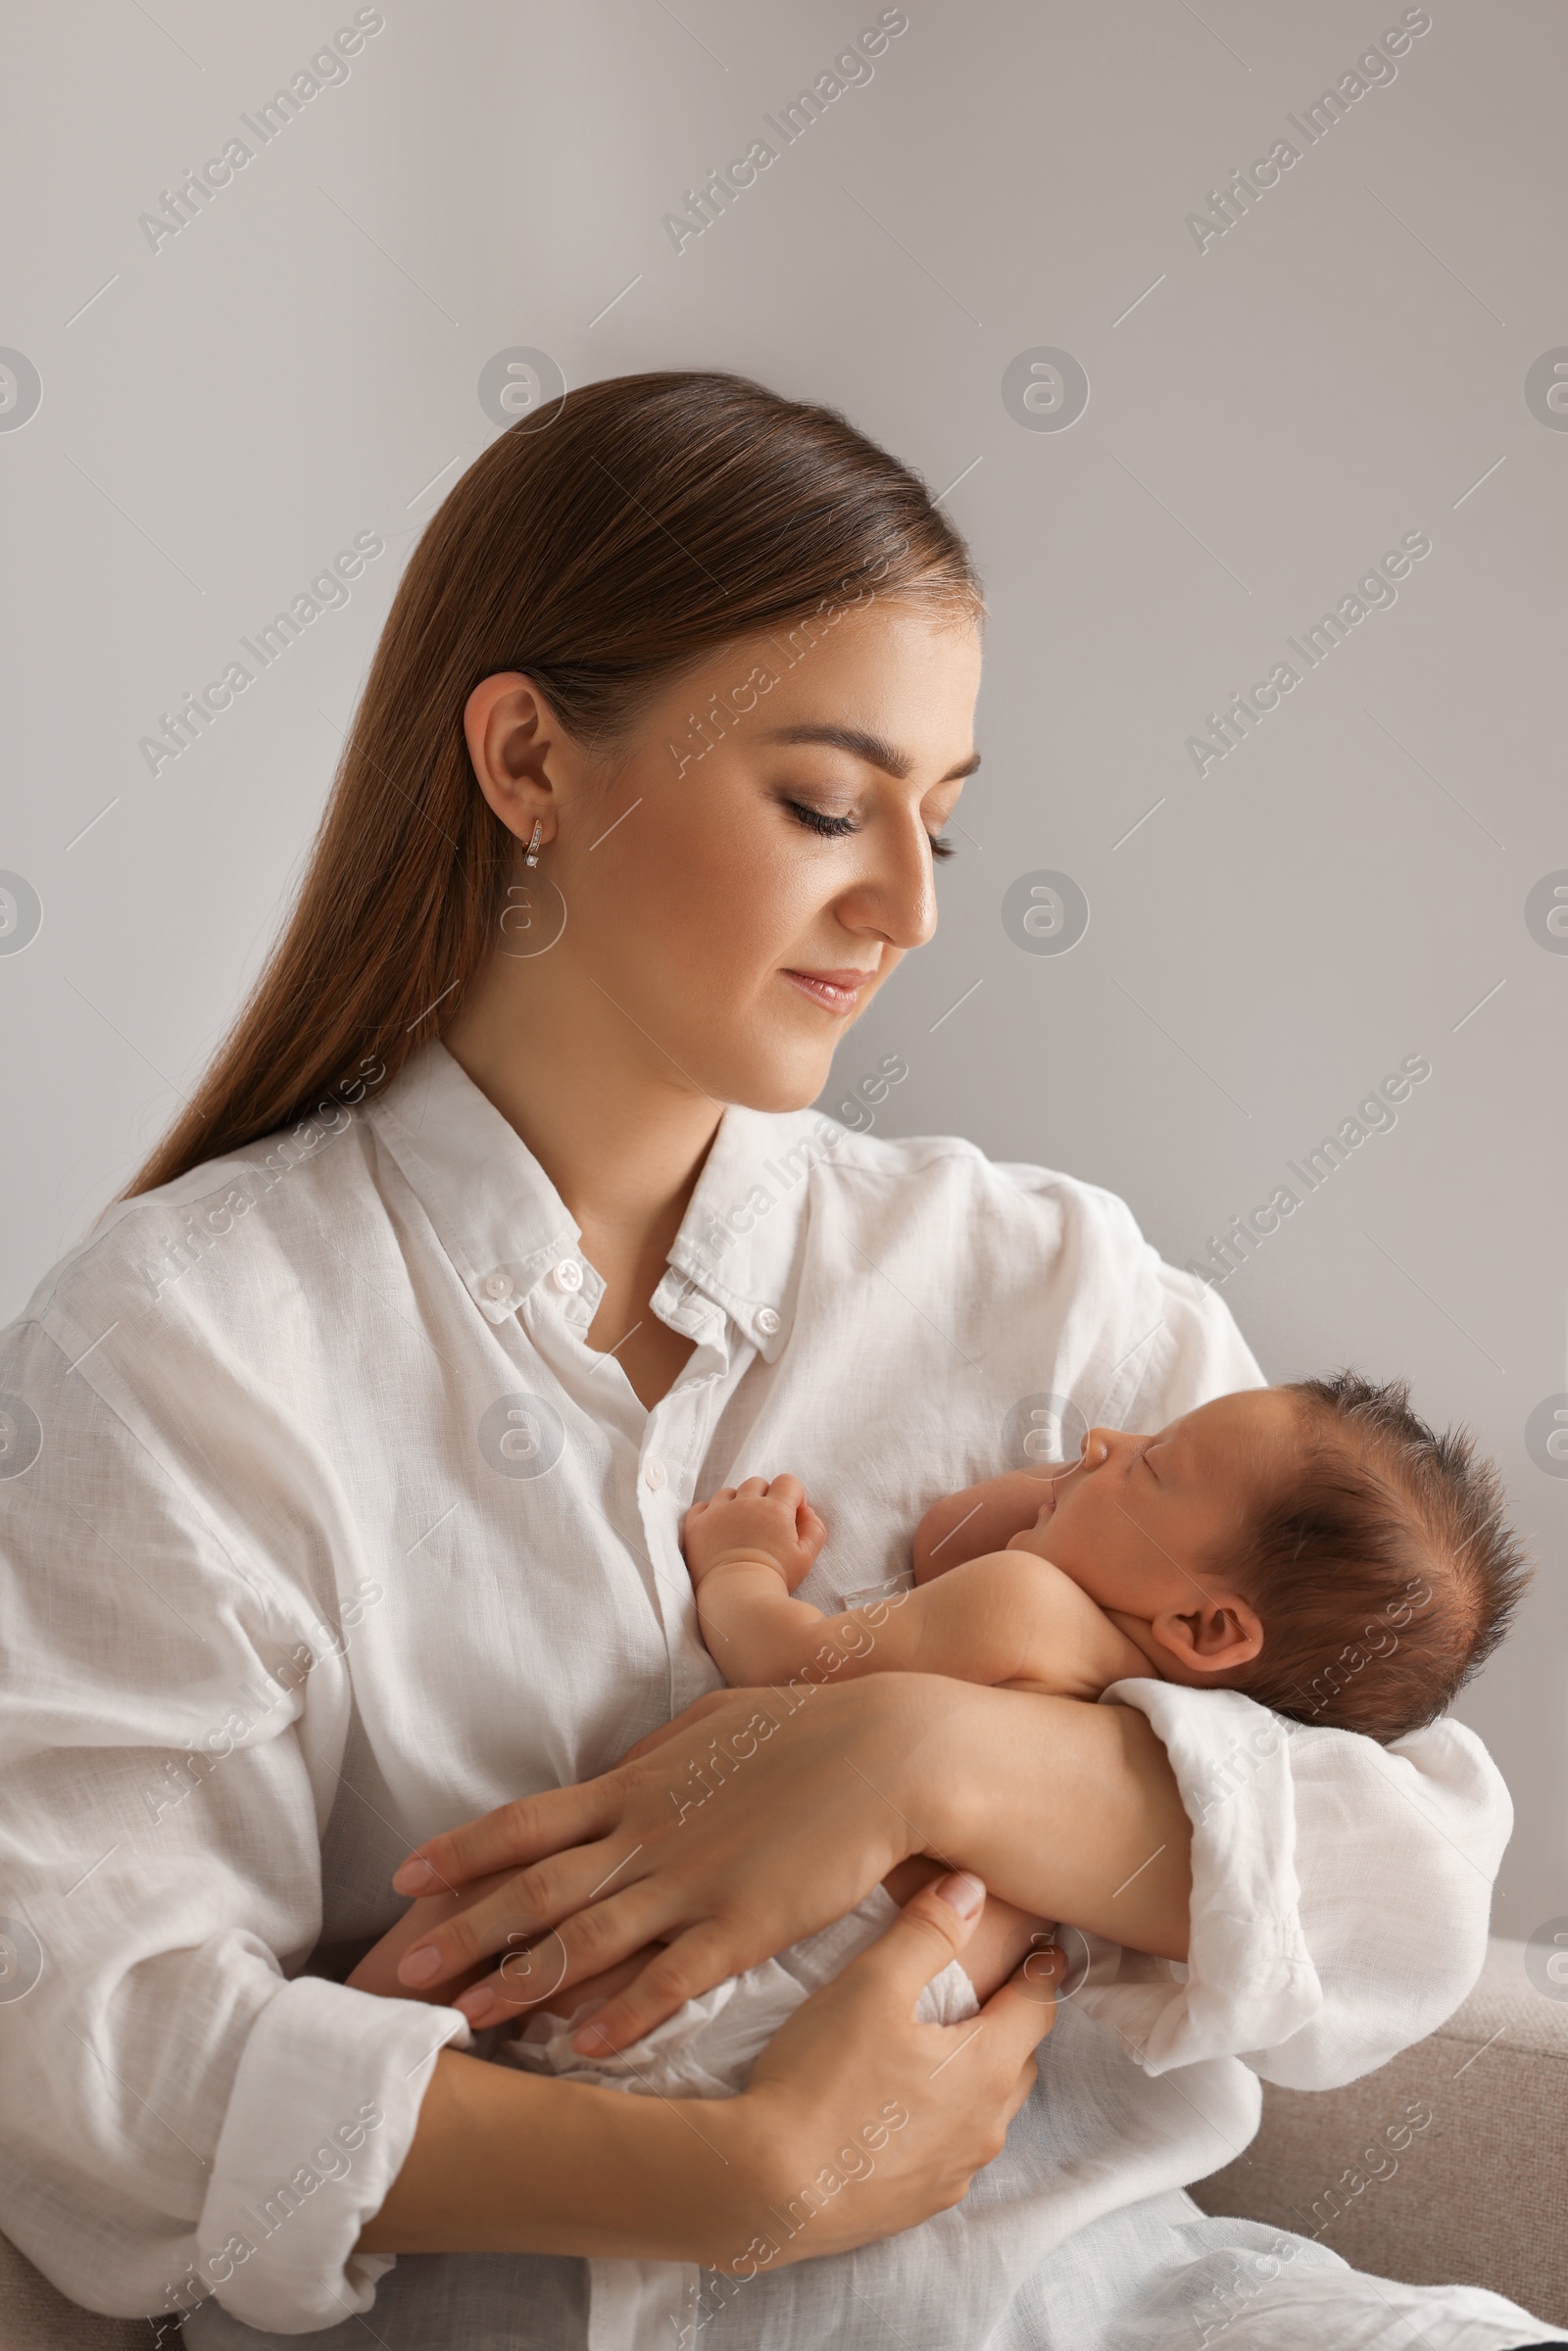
left=780, top=967, right=875, bottom=1015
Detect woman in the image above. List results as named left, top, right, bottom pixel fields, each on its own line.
left=0, top=374, right=1550, bottom=2350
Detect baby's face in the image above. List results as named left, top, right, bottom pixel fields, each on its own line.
left=1004, top=1389, right=1303, bottom=1618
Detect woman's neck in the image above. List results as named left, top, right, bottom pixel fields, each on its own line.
left=441, top=954, right=724, bottom=1400
left=446, top=970, right=721, bottom=1240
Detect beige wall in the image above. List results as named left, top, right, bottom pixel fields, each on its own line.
left=1, top=0, right=1563, bottom=1925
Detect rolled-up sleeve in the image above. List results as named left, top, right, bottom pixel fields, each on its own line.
left=196, top=1977, right=466, bottom=2331
left=0, top=1308, right=467, bottom=2330
left=1077, top=1679, right=1511, bottom=2088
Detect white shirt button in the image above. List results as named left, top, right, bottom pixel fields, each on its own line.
left=481, top=1272, right=512, bottom=1302
left=551, top=1258, right=584, bottom=1294
left=643, top=1455, right=667, bottom=1492
left=756, top=1306, right=781, bottom=1337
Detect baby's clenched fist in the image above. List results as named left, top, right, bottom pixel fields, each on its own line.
left=683, top=1473, right=827, bottom=1592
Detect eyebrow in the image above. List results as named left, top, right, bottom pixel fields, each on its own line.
left=759, top=723, right=981, bottom=785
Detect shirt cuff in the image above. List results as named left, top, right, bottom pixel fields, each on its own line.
left=1083, top=1681, right=1321, bottom=2075
left=195, top=1975, right=470, bottom=2333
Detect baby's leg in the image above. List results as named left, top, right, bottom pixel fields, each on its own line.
left=881, top=1857, right=1056, bottom=2003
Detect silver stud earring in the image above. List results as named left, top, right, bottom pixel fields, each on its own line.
left=524, top=820, right=543, bottom=868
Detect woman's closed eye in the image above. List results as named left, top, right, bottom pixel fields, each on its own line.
left=781, top=798, right=956, bottom=858
left=784, top=799, right=858, bottom=840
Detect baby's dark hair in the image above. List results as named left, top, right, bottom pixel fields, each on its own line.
left=1220, top=1371, right=1529, bottom=1743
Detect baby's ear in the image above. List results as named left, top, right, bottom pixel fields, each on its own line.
left=1149, top=1596, right=1264, bottom=1681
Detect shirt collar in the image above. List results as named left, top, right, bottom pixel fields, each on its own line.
left=367, top=1043, right=583, bottom=1325
left=672, top=1102, right=847, bottom=1362
left=367, top=1042, right=846, bottom=1358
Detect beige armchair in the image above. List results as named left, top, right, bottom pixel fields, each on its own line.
left=4, top=1937, right=1565, bottom=2345
left=1189, top=1935, right=1568, bottom=2331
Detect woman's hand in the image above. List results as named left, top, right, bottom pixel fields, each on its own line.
left=390, top=1676, right=955, bottom=2049
left=713, top=1871, right=1061, bottom=2268
left=346, top=1871, right=516, bottom=2002
left=361, top=1869, right=1063, bottom=2268
left=348, top=1876, right=669, bottom=2022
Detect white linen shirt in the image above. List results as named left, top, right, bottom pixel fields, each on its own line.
left=0, top=1042, right=1518, bottom=2342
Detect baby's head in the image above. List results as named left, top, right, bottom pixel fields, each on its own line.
left=999, top=1373, right=1529, bottom=1741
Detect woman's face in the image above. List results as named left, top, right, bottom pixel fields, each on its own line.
left=468, top=598, right=982, bottom=1112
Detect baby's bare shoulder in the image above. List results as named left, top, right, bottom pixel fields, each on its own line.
left=951, top=1548, right=1099, bottom=1605
left=929, top=1550, right=1152, bottom=1697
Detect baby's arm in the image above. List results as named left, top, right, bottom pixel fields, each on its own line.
left=681, top=1477, right=834, bottom=1686
left=684, top=1478, right=1152, bottom=1698
left=912, top=1469, right=1060, bottom=1583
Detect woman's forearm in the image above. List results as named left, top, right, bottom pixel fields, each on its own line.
left=907, top=1685, right=1193, bottom=1960
left=358, top=2049, right=751, bottom=2262
left=386, top=1676, right=1192, bottom=2049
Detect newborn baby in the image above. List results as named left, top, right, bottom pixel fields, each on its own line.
left=687, top=1371, right=1524, bottom=1744
left=371, top=1372, right=1523, bottom=2351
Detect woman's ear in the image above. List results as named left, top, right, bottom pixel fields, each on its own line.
left=1148, top=1595, right=1265, bottom=1679
left=464, top=671, right=576, bottom=849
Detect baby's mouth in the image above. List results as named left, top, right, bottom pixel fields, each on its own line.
left=1048, top=1454, right=1087, bottom=1510
left=1027, top=1487, right=1059, bottom=1537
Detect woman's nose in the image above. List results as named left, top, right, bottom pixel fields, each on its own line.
left=835, top=819, right=938, bottom=950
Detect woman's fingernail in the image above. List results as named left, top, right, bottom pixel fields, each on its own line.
left=398, top=1944, right=444, bottom=1986
left=456, top=1987, right=498, bottom=2026
left=393, top=1858, right=438, bottom=1894
left=933, top=1871, right=986, bottom=1919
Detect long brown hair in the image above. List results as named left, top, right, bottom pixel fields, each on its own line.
left=125, top=370, right=980, bottom=1197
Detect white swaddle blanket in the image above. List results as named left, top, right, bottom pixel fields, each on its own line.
left=500, top=1884, right=979, bottom=2351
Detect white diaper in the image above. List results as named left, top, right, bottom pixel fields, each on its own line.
left=499, top=1884, right=978, bottom=2351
